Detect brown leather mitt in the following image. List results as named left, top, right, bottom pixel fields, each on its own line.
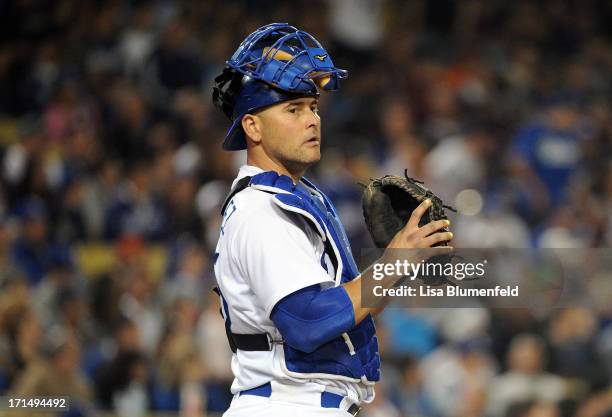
left=362, top=170, right=455, bottom=249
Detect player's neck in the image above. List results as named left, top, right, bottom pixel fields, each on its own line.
left=247, top=155, right=305, bottom=184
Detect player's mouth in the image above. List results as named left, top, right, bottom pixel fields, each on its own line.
left=305, top=136, right=320, bottom=146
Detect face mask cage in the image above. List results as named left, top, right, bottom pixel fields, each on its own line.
left=227, top=23, right=347, bottom=94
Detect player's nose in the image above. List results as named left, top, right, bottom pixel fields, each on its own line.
left=305, top=109, right=320, bottom=130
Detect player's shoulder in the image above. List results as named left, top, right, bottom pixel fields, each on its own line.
left=225, top=187, right=288, bottom=229
left=225, top=185, right=319, bottom=242
left=222, top=167, right=315, bottom=233
left=231, top=186, right=276, bottom=214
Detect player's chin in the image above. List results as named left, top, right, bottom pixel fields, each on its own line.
left=298, top=143, right=321, bottom=160
left=302, top=148, right=321, bottom=164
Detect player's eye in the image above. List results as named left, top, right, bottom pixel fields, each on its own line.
left=287, top=106, right=297, bottom=114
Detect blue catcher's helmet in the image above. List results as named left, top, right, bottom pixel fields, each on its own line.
left=213, top=23, right=347, bottom=151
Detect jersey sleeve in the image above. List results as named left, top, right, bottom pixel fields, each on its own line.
left=230, top=202, right=333, bottom=318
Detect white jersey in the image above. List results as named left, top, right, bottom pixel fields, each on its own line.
left=214, top=165, right=374, bottom=404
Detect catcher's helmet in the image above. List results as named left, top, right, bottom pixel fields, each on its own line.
left=213, top=23, right=347, bottom=151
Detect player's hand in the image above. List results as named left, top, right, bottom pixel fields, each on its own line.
left=386, top=199, right=454, bottom=250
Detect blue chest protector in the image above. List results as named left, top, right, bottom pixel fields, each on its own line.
left=249, top=171, right=380, bottom=383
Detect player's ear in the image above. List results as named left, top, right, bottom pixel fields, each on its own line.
left=242, top=114, right=262, bottom=144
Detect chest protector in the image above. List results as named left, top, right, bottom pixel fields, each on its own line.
left=236, top=171, right=380, bottom=383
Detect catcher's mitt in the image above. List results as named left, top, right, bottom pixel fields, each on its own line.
left=362, top=170, right=455, bottom=249
left=362, top=171, right=457, bottom=286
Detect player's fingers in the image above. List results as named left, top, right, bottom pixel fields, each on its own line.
left=406, top=199, right=432, bottom=230
left=428, top=246, right=455, bottom=260
left=428, top=245, right=455, bottom=256
left=422, top=231, right=454, bottom=247
left=418, top=219, right=450, bottom=237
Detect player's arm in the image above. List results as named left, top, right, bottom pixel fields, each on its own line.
left=343, top=199, right=452, bottom=324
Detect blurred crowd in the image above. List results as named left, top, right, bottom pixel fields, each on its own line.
left=0, top=0, right=610, bottom=416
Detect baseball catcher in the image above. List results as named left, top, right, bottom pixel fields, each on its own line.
left=212, top=23, right=454, bottom=417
